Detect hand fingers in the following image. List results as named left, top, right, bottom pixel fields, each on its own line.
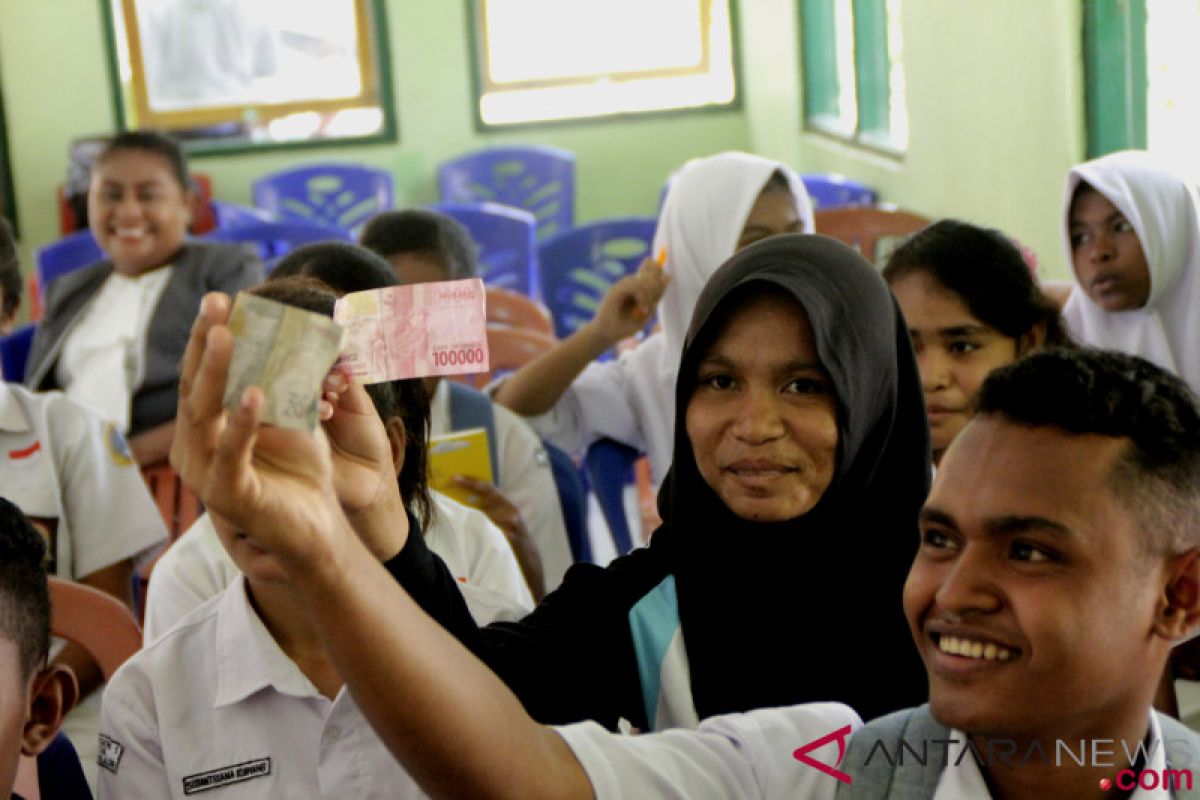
left=178, top=293, right=231, bottom=402
left=209, top=386, right=263, bottom=518
left=188, top=325, right=235, bottom=426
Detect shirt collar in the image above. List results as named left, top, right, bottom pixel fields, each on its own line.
left=0, top=383, right=31, bottom=433
left=932, top=716, right=1168, bottom=800
left=213, top=574, right=322, bottom=707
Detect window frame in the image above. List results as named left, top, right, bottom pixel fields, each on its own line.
left=799, top=0, right=905, bottom=156
left=98, top=0, right=398, bottom=157
left=1084, top=0, right=1147, bottom=158
left=465, top=0, right=743, bottom=131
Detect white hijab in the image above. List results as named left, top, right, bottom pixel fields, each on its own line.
left=1061, top=150, right=1200, bottom=392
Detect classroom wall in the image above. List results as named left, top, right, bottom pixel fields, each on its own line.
left=741, top=0, right=1088, bottom=280
left=0, top=0, right=751, bottom=275
left=0, top=0, right=1086, bottom=283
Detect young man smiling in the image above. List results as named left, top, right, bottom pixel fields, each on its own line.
left=839, top=348, right=1200, bottom=799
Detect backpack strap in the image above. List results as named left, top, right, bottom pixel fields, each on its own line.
left=446, top=381, right=501, bottom=484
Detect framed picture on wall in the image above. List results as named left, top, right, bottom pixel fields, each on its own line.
left=0, top=63, right=17, bottom=234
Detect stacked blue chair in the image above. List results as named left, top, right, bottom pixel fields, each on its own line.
left=430, top=202, right=539, bottom=297
left=437, top=146, right=575, bottom=240
left=0, top=323, right=36, bottom=382
left=36, top=230, right=103, bottom=298
left=537, top=217, right=657, bottom=347
left=252, top=163, right=393, bottom=231
left=210, top=200, right=276, bottom=229
left=201, top=220, right=352, bottom=269
left=800, top=173, right=878, bottom=209
left=584, top=438, right=641, bottom=557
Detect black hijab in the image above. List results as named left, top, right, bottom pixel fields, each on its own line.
left=650, top=233, right=930, bottom=722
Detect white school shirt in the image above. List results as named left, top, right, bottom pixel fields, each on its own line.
left=98, top=574, right=432, bottom=800
left=523, top=151, right=814, bottom=488
left=430, top=379, right=573, bottom=593
left=0, top=382, right=167, bottom=580
left=56, top=266, right=173, bottom=432
left=143, top=491, right=532, bottom=643
left=555, top=702, right=861, bottom=800
left=932, top=713, right=1170, bottom=799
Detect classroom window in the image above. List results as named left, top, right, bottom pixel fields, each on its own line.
left=469, top=0, right=737, bottom=127
left=102, top=0, right=396, bottom=153
left=799, top=0, right=907, bottom=152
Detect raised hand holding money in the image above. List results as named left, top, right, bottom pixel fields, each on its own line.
left=222, top=292, right=346, bottom=431
left=334, top=278, right=490, bottom=383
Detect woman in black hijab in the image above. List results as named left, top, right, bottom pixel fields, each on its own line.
left=388, top=233, right=929, bottom=727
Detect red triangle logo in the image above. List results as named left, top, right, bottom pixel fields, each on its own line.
left=793, top=724, right=853, bottom=785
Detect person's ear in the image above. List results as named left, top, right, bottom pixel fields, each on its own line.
left=21, top=664, right=78, bottom=757
left=1016, top=322, right=1047, bottom=356
left=1154, top=548, right=1200, bottom=641
left=384, top=417, right=406, bottom=479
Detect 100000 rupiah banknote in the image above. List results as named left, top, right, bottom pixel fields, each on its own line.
left=223, top=293, right=346, bottom=431
left=333, top=278, right=490, bottom=383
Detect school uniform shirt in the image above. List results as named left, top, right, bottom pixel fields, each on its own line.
left=1061, top=150, right=1200, bottom=394
left=0, top=382, right=167, bottom=580
left=556, top=703, right=861, bottom=800
left=522, top=152, right=814, bottom=488
left=142, top=491, right=532, bottom=643
left=98, top=574, right=432, bottom=800
left=430, top=379, right=573, bottom=593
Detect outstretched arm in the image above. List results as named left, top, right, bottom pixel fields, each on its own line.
left=493, top=256, right=668, bottom=416
left=170, top=294, right=594, bottom=800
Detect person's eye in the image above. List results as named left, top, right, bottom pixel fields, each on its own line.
left=138, top=190, right=163, bottom=203
left=920, top=528, right=959, bottom=552
left=785, top=376, right=828, bottom=395
left=1010, top=540, right=1055, bottom=563
left=1114, top=218, right=1135, bottom=234
left=700, top=373, right=736, bottom=391
left=1070, top=231, right=1089, bottom=248
left=947, top=339, right=981, bottom=356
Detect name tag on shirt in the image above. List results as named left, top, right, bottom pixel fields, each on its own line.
left=182, top=758, right=272, bottom=795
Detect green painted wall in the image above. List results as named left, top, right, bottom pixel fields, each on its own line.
left=1, top=0, right=1089, bottom=286
left=0, top=0, right=751, bottom=280
left=742, top=0, right=1088, bottom=281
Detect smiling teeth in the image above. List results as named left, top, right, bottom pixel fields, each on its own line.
left=938, top=635, right=1013, bottom=661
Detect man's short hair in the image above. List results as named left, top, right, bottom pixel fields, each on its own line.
left=359, top=210, right=479, bottom=281
left=0, top=497, right=50, bottom=680
left=976, top=348, right=1200, bottom=553
left=261, top=247, right=433, bottom=528
left=95, top=129, right=191, bottom=192
left=0, top=216, right=21, bottom=322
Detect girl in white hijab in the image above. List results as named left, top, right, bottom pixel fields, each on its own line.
left=493, top=152, right=814, bottom=487
left=1062, top=150, right=1200, bottom=392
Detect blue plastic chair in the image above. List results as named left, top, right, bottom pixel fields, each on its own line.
left=252, top=163, right=394, bottom=231
left=584, top=438, right=642, bottom=557
left=210, top=200, right=276, bottom=229
left=0, top=323, right=36, bottom=382
left=437, top=146, right=575, bottom=240
left=429, top=202, right=538, bottom=297
left=537, top=217, right=657, bottom=346
left=201, top=220, right=353, bottom=268
left=800, top=173, right=878, bottom=209
left=35, top=230, right=103, bottom=297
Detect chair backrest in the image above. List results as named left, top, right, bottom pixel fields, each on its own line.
left=201, top=219, right=353, bottom=267
left=800, top=173, right=878, bottom=210
left=814, top=207, right=930, bottom=265
left=430, top=202, right=539, bottom=296
left=210, top=200, right=276, bottom=229
left=35, top=230, right=104, bottom=298
left=48, top=576, right=141, bottom=681
left=458, top=326, right=556, bottom=389
left=584, top=438, right=642, bottom=557
left=537, top=216, right=657, bottom=344
left=0, top=323, right=36, bottom=382
left=141, top=460, right=202, bottom=543
left=485, top=287, right=554, bottom=337
left=252, top=163, right=394, bottom=231
left=437, top=146, right=575, bottom=240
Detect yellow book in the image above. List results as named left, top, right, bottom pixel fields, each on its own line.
left=428, top=427, right=494, bottom=508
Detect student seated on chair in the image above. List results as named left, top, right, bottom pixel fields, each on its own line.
left=0, top=217, right=165, bottom=785
left=0, top=497, right=86, bottom=800
left=361, top=212, right=572, bottom=596
left=99, top=276, right=528, bottom=799
left=24, top=130, right=262, bottom=467
left=836, top=348, right=1200, bottom=799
